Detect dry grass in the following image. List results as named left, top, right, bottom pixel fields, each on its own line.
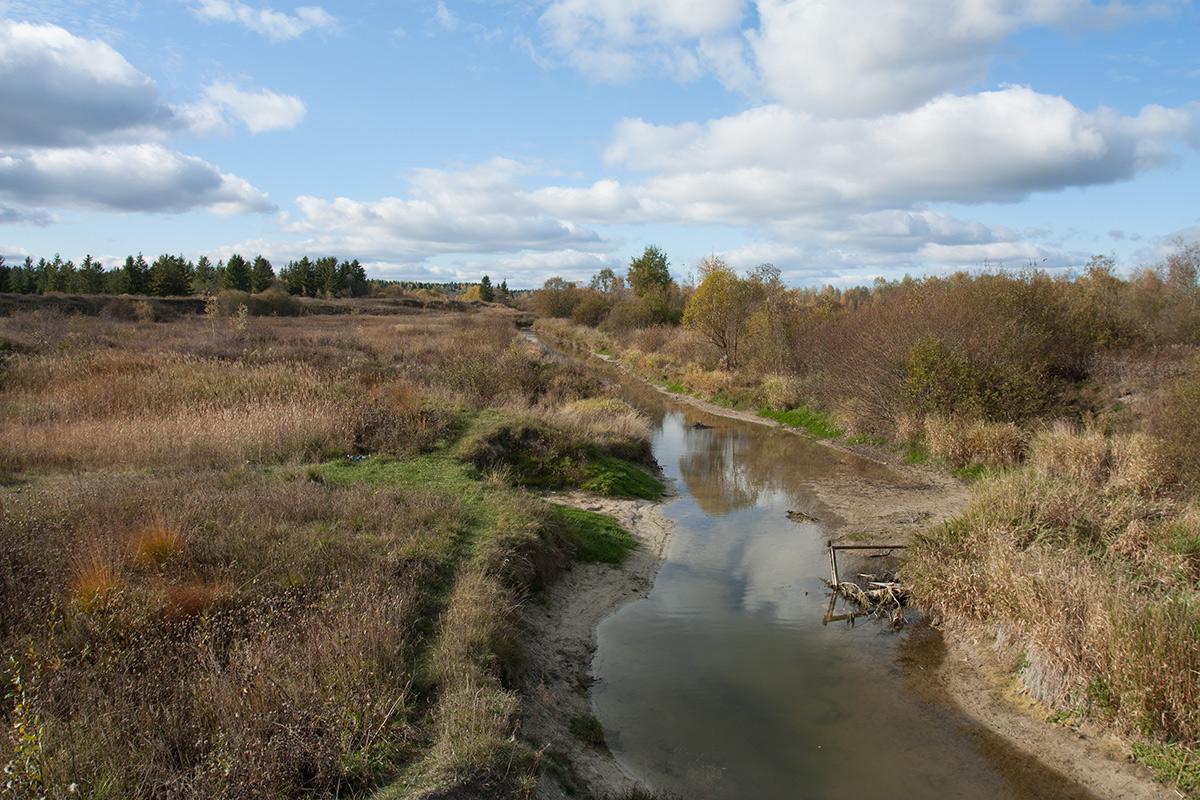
left=923, top=415, right=1027, bottom=469
left=0, top=307, right=642, bottom=798
left=906, top=424, right=1200, bottom=747
left=681, top=363, right=733, bottom=397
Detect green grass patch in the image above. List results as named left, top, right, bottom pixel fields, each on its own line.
left=1131, top=741, right=1200, bottom=796
left=582, top=456, right=662, bottom=500
left=953, top=461, right=992, bottom=481
left=759, top=406, right=843, bottom=439
left=568, top=714, right=607, bottom=747
left=453, top=410, right=659, bottom=498
left=550, top=506, right=637, bottom=566
left=903, top=440, right=932, bottom=464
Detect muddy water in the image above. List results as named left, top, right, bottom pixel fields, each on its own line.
left=591, top=390, right=1094, bottom=799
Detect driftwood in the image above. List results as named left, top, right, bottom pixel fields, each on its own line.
left=822, top=541, right=911, bottom=627
left=824, top=574, right=910, bottom=627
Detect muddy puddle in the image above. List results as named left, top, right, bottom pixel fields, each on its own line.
left=590, top=392, right=1094, bottom=799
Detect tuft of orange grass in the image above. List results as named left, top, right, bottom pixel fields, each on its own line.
left=130, top=523, right=184, bottom=567
left=162, top=580, right=227, bottom=619
left=70, top=551, right=122, bottom=614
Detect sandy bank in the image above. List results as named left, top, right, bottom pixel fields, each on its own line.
left=519, top=492, right=675, bottom=799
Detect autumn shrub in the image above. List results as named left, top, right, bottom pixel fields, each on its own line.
left=1156, top=356, right=1200, bottom=491
left=453, top=410, right=655, bottom=496
left=761, top=373, right=803, bottom=411
left=806, top=270, right=1083, bottom=435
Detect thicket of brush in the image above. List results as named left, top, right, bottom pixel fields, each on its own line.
left=0, top=306, right=657, bottom=798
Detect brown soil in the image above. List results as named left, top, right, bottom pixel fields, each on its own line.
left=519, top=378, right=1176, bottom=800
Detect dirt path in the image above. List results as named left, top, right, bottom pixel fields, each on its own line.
left=518, top=371, right=1176, bottom=800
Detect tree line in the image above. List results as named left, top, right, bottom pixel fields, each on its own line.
left=0, top=253, right=371, bottom=298
left=531, top=245, right=686, bottom=328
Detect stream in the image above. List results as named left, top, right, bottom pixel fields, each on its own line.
left=589, top=378, right=1097, bottom=800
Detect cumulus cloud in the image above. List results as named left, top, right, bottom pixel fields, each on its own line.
left=0, top=204, right=56, bottom=226
left=0, top=19, right=279, bottom=218
left=184, top=81, right=307, bottom=135
left=748, top=0, right=1186, bottom=116
left=188, top=0, right=336, bottom=41
left=0, top=144, right=274, bottom=216
left=0, top=19, right=177, bottom=147
left=283, top=158, right=610, bottom=263
left=597, top=88, right=1200, bottom=224
left=536, top=0, right=1181, bottom=116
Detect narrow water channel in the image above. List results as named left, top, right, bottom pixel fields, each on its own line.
left=591, top=386, right=1094, bottom=799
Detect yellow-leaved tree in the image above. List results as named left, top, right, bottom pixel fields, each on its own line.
left=682, top=255, right=763, bottom=369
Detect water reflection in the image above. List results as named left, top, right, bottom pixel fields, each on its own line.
left=591, top=400, right=1083, bottom=800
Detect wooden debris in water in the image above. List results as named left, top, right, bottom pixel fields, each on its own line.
left=824, top=573, right=911, bottom=627
left=822, top=541, right=911, bottom=627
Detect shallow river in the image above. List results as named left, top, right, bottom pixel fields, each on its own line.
left=590, top=384, right=1097, bottom=800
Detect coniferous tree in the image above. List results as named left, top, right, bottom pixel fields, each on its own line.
left=123, top=253, right=149, bottom=295
left=313, top=256, right=341, bottom=297
left=192, top=256, right=219, bottom=294
left=0, top=256, right=8, bottom=293
left=76, top=255, right=106, bottom=294
left=12, top=257, right=35, bottom=294
left=223, top=254, right=251, bottom=292
left=250, top=256, right=274, bottom=293
left=627, top=245, right=672, bottom=297
left=280, top=257, right=313, bottom=296
left=150, top=254, right=192, bottom=296
left=479, top=275, right=494, bottom=302
left=339, top=259, right=368, bottom=297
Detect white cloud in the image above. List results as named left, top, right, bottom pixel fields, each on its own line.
left=452, top=250, right=621, bottom=285
left=0, top=19, right=176, bottom=147
left=535, top=0, right=1184, bottom=115
left=184, top=81, right=307, bottom=134
left=539, top=0, right=747, bottom=82
left=283, top=158, right=610, bottom=263
left=435, top=2, right=459, bottom=32
left=189, top=0, right=336, bottom=41
left=917, top=240, right=1060, bottom=266
left=0, top=144, right=273, bottom=215
left=0, top=20, right=278, bottom=218
left=748, top=0, right=1017, bottom=116
left=597, top=88, right=1200, bottom=224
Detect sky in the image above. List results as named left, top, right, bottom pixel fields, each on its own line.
left=1, top=0, right=1198, bottom=290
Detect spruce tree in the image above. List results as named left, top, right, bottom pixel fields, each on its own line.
left=223, top=254, right=251, bottom=292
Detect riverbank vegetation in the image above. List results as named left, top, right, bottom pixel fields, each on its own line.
left=0, top=305, right=660, bottom=798
left=531, top=240, right=1200, bottom=795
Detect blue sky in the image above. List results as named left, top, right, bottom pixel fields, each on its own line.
left=1, top=0, right=1198, bottom=289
